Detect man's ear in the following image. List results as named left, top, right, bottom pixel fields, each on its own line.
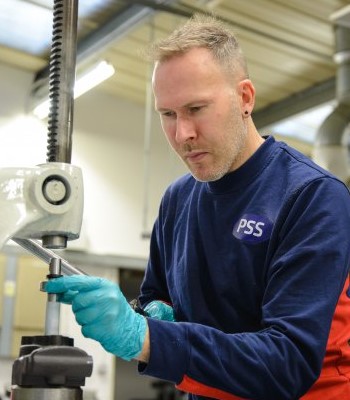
left=238, top=79, right=255, bottom=117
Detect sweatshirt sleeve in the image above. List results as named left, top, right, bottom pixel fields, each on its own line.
left=139, top=178, right=350, bottom=400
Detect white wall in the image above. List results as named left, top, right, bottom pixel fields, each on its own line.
left=0, top=61, right=186, bottom=400
left=72, top=89, right=185, bottom=257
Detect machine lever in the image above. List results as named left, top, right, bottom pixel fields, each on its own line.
left=12, top=238, right=87, bottom=276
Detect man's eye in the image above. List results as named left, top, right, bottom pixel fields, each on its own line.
left=189, top=106, right=202, bottom=114
left=161, top=111, right=175, bottom=117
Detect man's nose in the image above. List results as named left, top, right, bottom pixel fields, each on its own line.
left=175, top=117, right=196, bottom=143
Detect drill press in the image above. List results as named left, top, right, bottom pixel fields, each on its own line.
left=11, top=258, right=93, bottom=400
left=5, top=1, right=94, bottom=399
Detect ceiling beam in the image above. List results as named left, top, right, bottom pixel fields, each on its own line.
left=253, top=77, right=336, bottom=129
left=35, top=0, right=179, bottom=82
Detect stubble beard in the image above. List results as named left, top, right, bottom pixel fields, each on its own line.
left=185, top=116, right=248, bottom=183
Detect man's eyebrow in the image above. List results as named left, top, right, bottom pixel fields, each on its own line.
left=156, top=99, right=211, bottom=112
left=156, top=106, right=171, bottom=112
left=184, top=99, right=210, bottom=107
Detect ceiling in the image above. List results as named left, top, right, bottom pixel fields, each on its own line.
left=0, top=0, right=349, bottom=146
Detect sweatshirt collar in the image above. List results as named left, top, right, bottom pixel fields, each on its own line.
left=205, top=136, right=276, bottom=194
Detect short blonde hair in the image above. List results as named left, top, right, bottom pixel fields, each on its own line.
left=145, top=14, right=249, bottom=79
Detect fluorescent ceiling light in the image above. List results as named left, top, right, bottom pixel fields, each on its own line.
left=33, top=60, right=115, bottom=119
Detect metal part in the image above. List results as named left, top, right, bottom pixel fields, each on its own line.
left=48, top=256, right=62, bottom=276
left=11, top=387, right=82, bottom=400
left=11, top=335, right=93, bottom=400
left=41, top=258, right=62, bottom=336
left=334, top=23, right=350, bottom=106
left=313, top=9, right=350, bottom=181
left=9, top=3, right=89, bottom=400
left=43, top=178, right=68, bottom=204
left=141, top=19, right=155, bottom=240
left=44, top=296, right=60, bottom=336
left=10, top=256, right=91, bottom=400
left=0, top=163, right=84, bottom=250
left=0, top=255, right=18, bottom=357
left=12, top=238, right=87, bottom=276
left=42, top=235, right=68, bottom=249
left=44, top=0, right=79, bottom=249
left=47, top=0, right=79, bottom=164
left=130, top=298, right=150, bottom=317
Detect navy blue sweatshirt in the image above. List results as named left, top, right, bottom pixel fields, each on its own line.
left=138, top=136, right=350, bottom=400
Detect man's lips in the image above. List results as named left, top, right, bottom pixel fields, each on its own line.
left=185, top=151, right=208, bottom=163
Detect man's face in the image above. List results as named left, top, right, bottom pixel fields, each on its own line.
left=152, top=47, right=250, bottom=182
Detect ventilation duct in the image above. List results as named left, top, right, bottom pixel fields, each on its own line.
left=313, top=6, right=350, bottom=182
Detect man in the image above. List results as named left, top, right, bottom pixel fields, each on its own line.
left=46, top=14, right=350, bottom=400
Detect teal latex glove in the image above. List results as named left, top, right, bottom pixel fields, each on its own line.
left=45, top=275, right=147, bottom=361
left=144, top=300, right=176, bottom=322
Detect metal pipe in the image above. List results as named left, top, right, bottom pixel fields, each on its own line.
left=141, top=18, right=155, bottom=239
left=0, top=255, right=18, bottom=357
left=314, top=19, right=350, bottom=182
left=44, top=257, right=62, bottom=335
left=12, top=238, right=87, bottom=276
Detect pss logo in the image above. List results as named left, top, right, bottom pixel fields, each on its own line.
left=232, top=213, right=273, bottom=244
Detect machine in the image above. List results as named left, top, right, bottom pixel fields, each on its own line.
left=0, top=1, right=94, bottom=399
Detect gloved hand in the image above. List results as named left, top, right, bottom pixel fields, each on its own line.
left=45, top=275, right=147, bottom=361
left=144, top=300, right=176, bottom=322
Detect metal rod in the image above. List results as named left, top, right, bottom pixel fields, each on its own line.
left=12, top=238, right=87, bottom=276
left=45, top=257, right=62, bottom=335
left=47, top=0, right=79, bottom=163
left=141, top=18, right=155, bottom=239
left=0, top=255, right=18, bottom=356
left=44, top=0, right=79, bottom=249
